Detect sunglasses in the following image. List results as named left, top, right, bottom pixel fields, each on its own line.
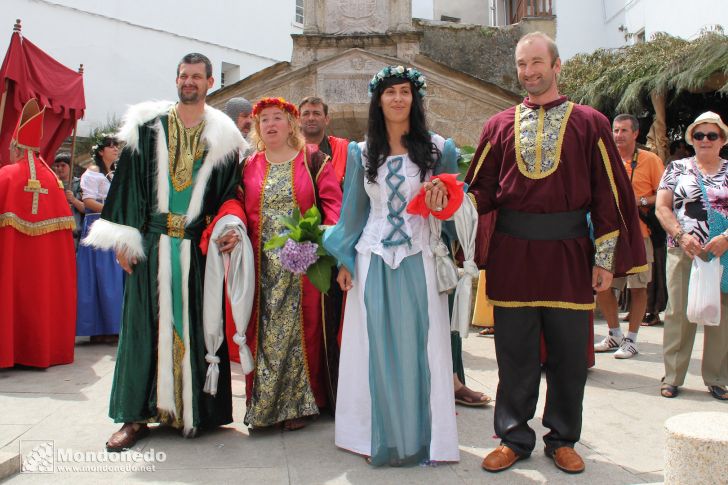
left=693, top=131, right=721, bottom=141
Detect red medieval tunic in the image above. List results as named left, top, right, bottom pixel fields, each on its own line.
left=239, top=148, right=342, bottom=422
left=466, top=96, right=646, bottom=310
left=326, top=135, right=350, bottom=184
left=0, top=151, right=76, bottom=368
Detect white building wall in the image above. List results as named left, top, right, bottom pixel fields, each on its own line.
left=556, top=0, right=728, bottom=60
left=554, top=0, right=622, bottom=60
left=0, top=0, right=301, bottom=134
left=641, top=0, right=728, bottom=41
left=412, top=0, right=434, bottom=20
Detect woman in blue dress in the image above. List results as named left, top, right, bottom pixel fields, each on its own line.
left=77, top=135, right=125, bottom=343
left=324, top=66, right=460, bottom=466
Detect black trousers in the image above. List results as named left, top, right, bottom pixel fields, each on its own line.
left=493, top=306, right=590, bottom=456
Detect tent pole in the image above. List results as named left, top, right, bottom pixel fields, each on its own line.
left=0, top=22, right=21, bottom=159
left=68, top=120, right=78, bottom=184
left=67, top=64, right=84, bottom=183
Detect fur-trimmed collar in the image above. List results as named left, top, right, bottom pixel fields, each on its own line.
left=116, top=100, right=248, bottom=164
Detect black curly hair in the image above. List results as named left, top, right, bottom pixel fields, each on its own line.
left=365, top=77, right=440, bottom=184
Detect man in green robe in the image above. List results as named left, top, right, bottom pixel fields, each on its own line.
left=83, top=53, right=248, bottom=450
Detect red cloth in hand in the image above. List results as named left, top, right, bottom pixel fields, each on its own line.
left=406, top=173, right=464, bottom=220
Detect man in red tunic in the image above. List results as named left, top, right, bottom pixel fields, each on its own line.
left=299, top=96, right=349, bottom=184
left=0, top=98, right=76, bottom=368
left=463, top=33, right=646, bottom=474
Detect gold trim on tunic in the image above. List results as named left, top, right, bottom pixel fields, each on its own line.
left=467, top=192, right=478, bottom=212
left=488, top=298, right=595, bottom=310
left=168, top=106, right=206, bottom=193
left=0, top=212, right=75, bottom=236
left=627, top=264, right=649, bottom=274
left=467, top=142, right=491, bottom=185
left=597, top=138, right=628, bottom=230
left=514, top=102, right=574, bottom=180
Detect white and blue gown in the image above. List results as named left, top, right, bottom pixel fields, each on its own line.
left=323, top=134, right=460, bottom=466
left=76, top=170, right=125, bottom=336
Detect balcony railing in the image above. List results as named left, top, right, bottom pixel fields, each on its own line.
left=510, top=0, right=553, bottom=24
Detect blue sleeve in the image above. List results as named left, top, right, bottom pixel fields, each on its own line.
left=323, top=142, right=370, bottom=278
left=434, top=138, right=459, bottom=242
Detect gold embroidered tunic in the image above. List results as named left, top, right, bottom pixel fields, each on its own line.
left=465, top=96, right=646, bottom=309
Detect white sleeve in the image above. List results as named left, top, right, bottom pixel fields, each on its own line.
left=80, top=171, right=100, bottom=200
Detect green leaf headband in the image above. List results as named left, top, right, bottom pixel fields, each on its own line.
left=368, top=65, right=427, bottom=98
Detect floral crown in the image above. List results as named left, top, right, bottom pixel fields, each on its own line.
left=91, top=132, right=119, bottom=156
left=252, top=97, right=299, bottom=118
left=368, top=65, right=427, bottom=98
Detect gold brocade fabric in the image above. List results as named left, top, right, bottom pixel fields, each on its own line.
left=0, top=212, right=75, bottom=236
left=594, top=231, right=618, bottom=273
left=168, top=107, right=206, bottom=192
left=515, top=101, right=573, bottom=179
left=244, top=160, right=319, bottom=427
left=154, top=332, right=185, bottom=429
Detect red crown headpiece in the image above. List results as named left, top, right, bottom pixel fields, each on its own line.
left=251, top=97, right=299, bottom=118
left=11, top=98, right=45, bottom=151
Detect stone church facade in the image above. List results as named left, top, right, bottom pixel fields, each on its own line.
left=207, top=0, right=531, bottom=146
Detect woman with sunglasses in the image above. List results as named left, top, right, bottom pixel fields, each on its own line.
left=655, top=111, right=728, bottom=401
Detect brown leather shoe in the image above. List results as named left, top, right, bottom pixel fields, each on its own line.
left=106, top=423, right=150, bottom=452
left=481, top=445, right=522, bottom=472
left=545, top=446, right=585, bottom=474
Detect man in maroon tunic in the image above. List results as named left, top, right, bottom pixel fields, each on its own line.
left=0, top=98, right=76, bottom=368
left=464, top=33, right=646, bottom=474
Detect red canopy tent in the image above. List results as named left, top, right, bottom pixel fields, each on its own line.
left=0, top=19, right=85, bottom=167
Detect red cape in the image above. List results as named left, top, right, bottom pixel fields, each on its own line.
left=0, top=154, right=76, bottom=367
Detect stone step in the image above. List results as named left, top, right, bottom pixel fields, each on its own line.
left=0, top=449, right=20, bottom=480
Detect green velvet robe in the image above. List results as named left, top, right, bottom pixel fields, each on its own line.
left=85, top=101, right=246, bottom=434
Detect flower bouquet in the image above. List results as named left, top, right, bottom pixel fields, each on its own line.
left=263, top=206, right=337, bottom=293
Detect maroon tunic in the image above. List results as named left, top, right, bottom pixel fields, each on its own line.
left=465, top=96, right=646, bottom=309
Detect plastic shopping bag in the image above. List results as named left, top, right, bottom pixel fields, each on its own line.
left=687, top=257, right=722, bottom=326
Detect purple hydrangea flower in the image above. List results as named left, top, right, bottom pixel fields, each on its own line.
left=278, top=239, right=319, bottom=274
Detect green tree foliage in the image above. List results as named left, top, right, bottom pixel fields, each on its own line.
left=559, top=29, right=728, bottom=118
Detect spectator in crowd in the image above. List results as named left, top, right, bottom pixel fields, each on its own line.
left=595, top=114, right=664, bottom=358
left=299, top=96, right=349, bottom=185
left=655, top=111, right=728, bottom=401
left=224, top=97, right=254, bottom=148
left=76, top=135, right=125, bottom=343
left=667, top=139, right=693, bottom=165
left=52, top=152, right=85, bottom=248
